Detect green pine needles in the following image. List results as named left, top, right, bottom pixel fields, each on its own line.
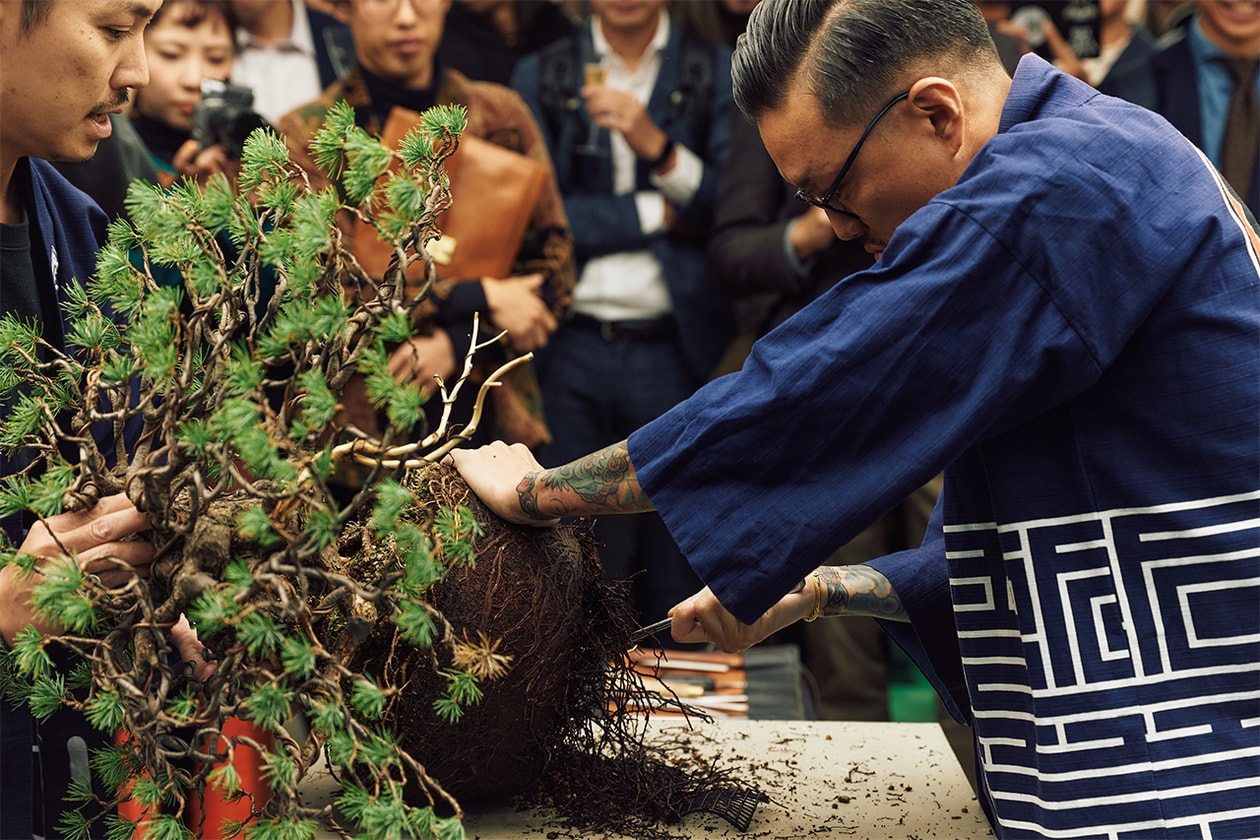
left=0, top=101, right=524, bottom=839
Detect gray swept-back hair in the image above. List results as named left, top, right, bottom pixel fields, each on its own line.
left=732, top=0, right=999, bottom=126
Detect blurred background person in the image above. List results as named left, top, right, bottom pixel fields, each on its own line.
left=1103, top=0, right=1259, bottom=213
left=1082, top=0, right=1158, bottom=87
left=980, top=0, right=1158, bottom=87
left=229, top=0, right=356, bottom=125
left=1040, top=0, right=1159, bottom=87
left=128, top=0, right=268, bottom=188
left=278, top=0, right=574, bottom=468
left=510, top=0, right=734, bottom=633
left=437, top=0, right=578, bottom=86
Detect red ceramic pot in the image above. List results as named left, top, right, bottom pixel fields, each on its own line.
left=186, top=717, right=274, bottom=839
left=115, top=729, right=157, bottom=839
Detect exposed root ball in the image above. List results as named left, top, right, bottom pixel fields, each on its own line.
left=338, top=464, right=755, bottom=838
left=349, top=463, right=634, bottom=803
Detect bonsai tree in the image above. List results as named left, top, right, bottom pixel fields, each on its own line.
left=0, top=101, right=523, bottom=840
left=0, top=101, right=753, bottom=840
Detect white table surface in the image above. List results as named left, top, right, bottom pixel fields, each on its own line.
left=305, top=719, right=994, bottom=839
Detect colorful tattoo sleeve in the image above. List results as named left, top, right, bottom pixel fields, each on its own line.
left=818, top=565, right=907, bottom=621
left=531, top=441, right=654, bottom=518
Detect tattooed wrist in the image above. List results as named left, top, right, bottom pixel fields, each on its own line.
left=516, top=471, right=554, bottom=521
left=537, top=441, right=654, bottom=516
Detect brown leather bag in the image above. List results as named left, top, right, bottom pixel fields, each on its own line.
left=352, top=106, right=548, bottom=285
left=349, top=107, right=554, bottom=450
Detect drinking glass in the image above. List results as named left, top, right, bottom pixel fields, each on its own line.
left=577, top=61, right=609, bottom=156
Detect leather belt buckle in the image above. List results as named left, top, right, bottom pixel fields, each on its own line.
left=569, top=312, right=675, bottom=342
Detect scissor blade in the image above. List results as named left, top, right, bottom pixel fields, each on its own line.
left=630, top=617, right=674, bottom=643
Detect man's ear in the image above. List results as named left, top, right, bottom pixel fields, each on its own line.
left=906, top=77, right=965, bottom=154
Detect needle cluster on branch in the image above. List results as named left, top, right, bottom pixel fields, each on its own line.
left=0, top=101, right=523, bottom=840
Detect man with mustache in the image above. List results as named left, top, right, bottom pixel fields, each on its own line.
left=0, top=2, right=177, bottom=836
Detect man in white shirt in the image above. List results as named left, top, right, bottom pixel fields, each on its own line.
left=229, top=0, right=354, bottom=124
left=509, top=0, right=735, bottom=633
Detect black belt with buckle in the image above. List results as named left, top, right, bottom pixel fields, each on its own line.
left=569, top=313, right=677, bottom=342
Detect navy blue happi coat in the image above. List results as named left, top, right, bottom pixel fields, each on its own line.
left=631, top=55, right=1260, bottom=839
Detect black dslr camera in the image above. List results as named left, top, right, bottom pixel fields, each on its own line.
left=192, top=79, right=270, bottom=159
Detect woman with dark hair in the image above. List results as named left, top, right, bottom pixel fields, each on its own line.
left=129, top=0, right=268, bottom=187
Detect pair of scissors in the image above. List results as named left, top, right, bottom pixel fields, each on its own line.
left=628, top=617, right=674, bottom=646
left=630, top=577, right=810, bottom=648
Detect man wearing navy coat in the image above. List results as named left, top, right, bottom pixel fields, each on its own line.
left=1, top=2, right=171, bottom=835
left=453, top=0, right=1260, bottom=836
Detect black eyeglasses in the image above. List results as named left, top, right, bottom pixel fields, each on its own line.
left=794, top=91, right=910, bottom=217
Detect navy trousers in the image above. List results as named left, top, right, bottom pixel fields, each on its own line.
left=536, top=321, right=705, bottom=633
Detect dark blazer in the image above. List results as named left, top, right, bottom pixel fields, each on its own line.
left=1101, top=29, right=1259, bottom=213
left=708, top=112, right=872, bottom=336
left=307, top=4, right=355, bottom=88
left=511, top=20, right=735, bottom=382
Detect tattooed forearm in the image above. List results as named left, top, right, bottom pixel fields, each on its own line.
left=535, top=441, right=655, bottom=517
left=817, top=565, right=908, bottom=622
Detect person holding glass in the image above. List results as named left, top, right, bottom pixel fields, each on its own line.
left=508, top=0, right=735, bottom=634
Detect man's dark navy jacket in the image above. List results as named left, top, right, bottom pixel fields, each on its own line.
left=1, top=158, right=110, bottom=839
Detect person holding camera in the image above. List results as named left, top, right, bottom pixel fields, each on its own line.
left=129, top=0, right=269, bottom=189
